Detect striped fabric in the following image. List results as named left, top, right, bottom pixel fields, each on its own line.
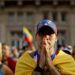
left=23, top=27, right=33, bottom=46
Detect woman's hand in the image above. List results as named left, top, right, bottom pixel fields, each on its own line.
left=39, top=48, right=46, bottom=69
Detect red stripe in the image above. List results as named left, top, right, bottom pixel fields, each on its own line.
left=23, top=37, right=32, bottom=46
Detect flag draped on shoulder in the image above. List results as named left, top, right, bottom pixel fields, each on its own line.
left=15, top=51, right=36, bottom=75
left=23, top=27, right=33, bottom=46
left=53, top=50, right=75, bottom=75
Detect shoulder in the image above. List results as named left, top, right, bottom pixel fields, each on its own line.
left=19, top=50, right=36, bottom=60
left=2, top=64, right=13, bottom=75
left=15, top=51, right=37, bottom=75
left=53, top=50, right=75, bottom=65
left=16, top=50, right=36, bottom=66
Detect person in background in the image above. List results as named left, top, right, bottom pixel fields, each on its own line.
left=56, top=45, right=63, bottom=55
left=0, top=43, right=13, bottom=75
left=2, top=43, right=16, bottom=73
left=11, top=46, right=19, bottom=59
left=2, top=43, right=11, bottom=64
left=62, top=44, right=73, bottom=55
left=67, top=45, right=73, bottom=55
left=72, top=46, right=75, bottom=59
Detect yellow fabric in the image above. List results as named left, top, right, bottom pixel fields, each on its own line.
left=15, top=50, right=75, bottom=75
left=23, top=27, right=33, bottom=41
left=53, top=50, right=75, bottom=75
left=15, top=51, right=36, bottom=75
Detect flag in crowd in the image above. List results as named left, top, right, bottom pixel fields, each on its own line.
left=23, top=27, right=33, bottom=46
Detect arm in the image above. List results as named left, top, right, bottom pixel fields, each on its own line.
left=32, top=59, right=60, bottom=75
left=44, top=48, right=60, bottom=75
left=2, top=64, right=13, bottom=75
left=46, top=57, right=60, bottom=75
left=32, top=49, right=45, bottom=75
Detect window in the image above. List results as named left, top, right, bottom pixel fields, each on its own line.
left=57, top=30, right=66, bottom=45
left=8, top=12, right=15, bottom=24
left=26, top=12, right=34, bottom=25
left=61, top=12, right=67, bottom=21
left=17, top=11, right=24, bottom=22
left=52, top=12, right=57, bottom=22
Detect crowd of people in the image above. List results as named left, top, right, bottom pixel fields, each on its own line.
left=0, top=19, right=75, bottom=75
left=0, top=40, right=35, bottom=75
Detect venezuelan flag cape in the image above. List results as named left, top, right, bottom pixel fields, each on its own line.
left=23, top=27, right=33, bottom=46
left=15, top=51, right=36, bottom=75
left=53, top=50, right=75, bottom=75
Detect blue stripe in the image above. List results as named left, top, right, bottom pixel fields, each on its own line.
left=34, top=50, right=55, bottom=60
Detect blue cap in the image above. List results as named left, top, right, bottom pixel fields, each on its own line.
left=37, top=19, right=57, bottom=34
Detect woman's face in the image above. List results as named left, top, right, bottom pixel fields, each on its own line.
left=36, top=27, right=57, bottom=50
left=36, top=31, right=57, bottom=51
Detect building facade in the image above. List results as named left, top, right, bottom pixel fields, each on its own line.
left=0, top=0, right=75, bottom=49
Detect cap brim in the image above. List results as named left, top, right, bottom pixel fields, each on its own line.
left=37, top=26, right=55, bottom=34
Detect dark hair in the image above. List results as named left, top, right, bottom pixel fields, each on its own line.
left=63, top=50, right=71, bottom=55
left=22, top=44, right=30, bottom=51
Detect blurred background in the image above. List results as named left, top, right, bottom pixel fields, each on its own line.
left=0, top=0, right=75, bottom=50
